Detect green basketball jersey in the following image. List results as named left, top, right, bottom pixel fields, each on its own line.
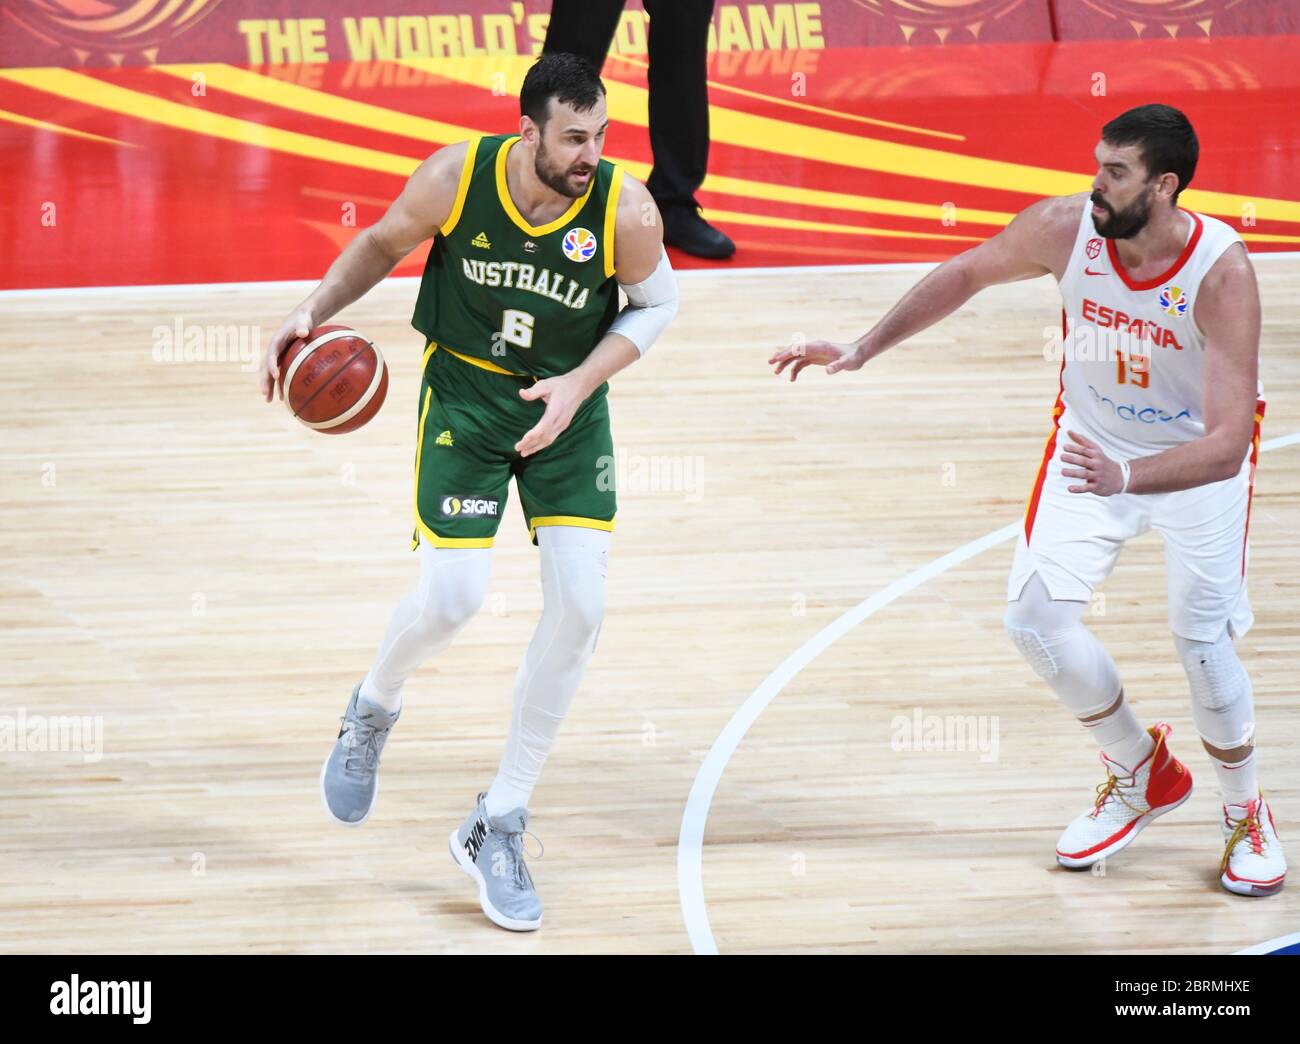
left=411, top=133, right=625, bottom=380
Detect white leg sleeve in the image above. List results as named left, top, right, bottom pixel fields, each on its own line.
left=1175, top=630, right=1255, bottom=750
left=1004, top=572, right=1122, bottom=719
left=485, top=526, right=609, bottom=817
left=360, top=542, right=491, bottom=712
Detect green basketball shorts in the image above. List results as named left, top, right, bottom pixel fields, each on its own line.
left=411, top=341, right=617, bottom=549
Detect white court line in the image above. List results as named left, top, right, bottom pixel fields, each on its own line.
left=0, top=265, right=933, bottom=299
left=678, top=432, right=1300, bottom=955
left=1235, top=931, right=1300, bottom=955
left=2, top=251, right=1298, bottom=299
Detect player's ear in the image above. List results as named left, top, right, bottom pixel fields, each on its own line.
left=520, top=113, right=540, bottom=147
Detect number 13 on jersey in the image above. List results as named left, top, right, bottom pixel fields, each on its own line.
left=1116, top=348, right=1149, bottom=389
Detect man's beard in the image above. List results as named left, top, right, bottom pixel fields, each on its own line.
left=1090, top=187, right=1154, bottom=240
left=534, top=139, right=593, bottom=199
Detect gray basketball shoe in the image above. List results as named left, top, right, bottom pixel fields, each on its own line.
left=449, top=792, right=544, bottom=931
left=319, top=682, right=400, bottom=826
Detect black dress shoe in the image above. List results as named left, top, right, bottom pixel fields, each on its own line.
left=661, top=206, right=736, bottom=259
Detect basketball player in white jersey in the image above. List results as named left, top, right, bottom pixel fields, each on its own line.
left=769, top=104, right=1285, bottom=896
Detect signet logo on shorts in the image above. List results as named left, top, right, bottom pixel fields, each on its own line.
left=441, top=495, right=500, bottom=518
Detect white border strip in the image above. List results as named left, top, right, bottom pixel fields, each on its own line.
left=678, top=432, right=1300, bottom=955
left=3, top=251, right=1299, bottom=299
left=0, top=266, right=930, bottom=299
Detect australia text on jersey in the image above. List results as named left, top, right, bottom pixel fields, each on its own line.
left=460, top=257, right=591, bottom=310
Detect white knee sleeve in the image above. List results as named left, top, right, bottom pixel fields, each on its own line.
left=487, top=526, right=609, bottom=817
left=1005, top=573, right=1121, bottom=718
left=1006, top=625, right=1061, bottom=681
left=1176, top=631, right=1255, bottom=749
left=539, top=526, right=608, bottom=649
left=363, top=543, right=491, bottom=707
left=412, top=546, right=490, bottom=638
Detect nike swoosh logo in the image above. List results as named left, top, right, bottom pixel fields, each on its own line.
left=1084, top=267, right=1107, bottom=276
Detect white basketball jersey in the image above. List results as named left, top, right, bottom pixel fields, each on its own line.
left=1056, top=197, right=1258, bottom=459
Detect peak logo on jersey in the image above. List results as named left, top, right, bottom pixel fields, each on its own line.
left=436, top=429, right=454, bottom=447
left=562, top=226, right=597, bottom=263
left=1159, top=285, right=1189, bottom=317
left=1086, top=237, right=1103, bottom=260
left=440, top=495, right=499, bottom=518
left=471, top=231, right=492, bottom=249
left=522, top=239, right=539, bottom=254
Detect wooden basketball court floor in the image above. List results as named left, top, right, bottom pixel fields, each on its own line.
left=2, top=258, right=1297, bottom=954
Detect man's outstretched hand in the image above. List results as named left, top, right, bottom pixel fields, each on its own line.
left=768, top=340, right=865, bottom=382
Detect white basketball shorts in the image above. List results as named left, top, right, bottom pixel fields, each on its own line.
left=1007, top=406, right=1263, bottom=642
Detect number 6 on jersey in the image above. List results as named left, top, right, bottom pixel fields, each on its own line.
left=501, top=308, right=535, bottom=349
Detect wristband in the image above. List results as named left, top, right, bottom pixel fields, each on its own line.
left=1118, top=458, right=1131, bottom=494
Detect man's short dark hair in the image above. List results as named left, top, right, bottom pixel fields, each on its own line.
left=1102, top=104, right=1199, bottom=203
left=520, top=53, right=606, bottom=129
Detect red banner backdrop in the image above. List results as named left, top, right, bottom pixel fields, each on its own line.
left=1051, top=0, right=1300, bottom=41
left=0, top=1, right=1052, bottom=68
left=0, top=0, right=1294, bottom=69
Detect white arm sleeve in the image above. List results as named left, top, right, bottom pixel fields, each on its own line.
left=607, top=246, right=679, bottom=357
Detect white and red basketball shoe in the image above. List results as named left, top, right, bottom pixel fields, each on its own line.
left=1056, top=722, right=1193, bottom=869
left=1220, top=794, right=1286, bottom=897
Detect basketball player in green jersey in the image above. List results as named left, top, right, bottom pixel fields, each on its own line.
left=258, top=54, right=679, bottom=931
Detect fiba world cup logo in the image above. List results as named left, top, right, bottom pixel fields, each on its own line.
left=1082, top=0, right=1243, bottom=28
left=562, top=227, right=597, bottom=264
left=854, top=0, right=1032, bottom=42
left=7, top=0, right=224, bottom=64
left=1159, top=286, right=1189, bottom=317
left=856, top=0, right=1244, bottom=41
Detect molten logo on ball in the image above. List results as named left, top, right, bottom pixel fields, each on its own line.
left=279, top=325, right=388, bottom=434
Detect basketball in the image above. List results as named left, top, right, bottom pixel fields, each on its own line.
left=278, top=324, right=388, bottom=434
